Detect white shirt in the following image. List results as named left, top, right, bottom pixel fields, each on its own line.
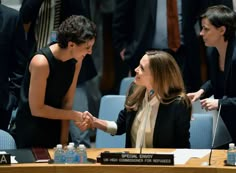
left=131, top=91, right=159, bottom=148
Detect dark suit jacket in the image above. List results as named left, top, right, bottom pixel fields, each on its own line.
left=20, top=0, right=97, bottom=84
left=201, top=37, right=236, bottom=142
left=112, top=0, right=211, bottom=92
left=115, top=95, right=191, bottom=148
left=0, top=4, right=28, bottom=110
left=112, top=0, right=209, bottom=70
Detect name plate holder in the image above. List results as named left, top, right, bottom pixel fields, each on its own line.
left=0, top=154, right=11, bottom=165
left=99, top=152, right=174, bottom=165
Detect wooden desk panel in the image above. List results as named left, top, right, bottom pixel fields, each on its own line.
left=0, top=148, right=235, bottom=173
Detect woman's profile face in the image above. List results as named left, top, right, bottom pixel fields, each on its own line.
left=200, top=18, right=225, bottom=47
left=134, top=54, right=153, bottom=90
left=70, top=38, right=95, bottom=60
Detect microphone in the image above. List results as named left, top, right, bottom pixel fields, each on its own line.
left=208, top=104, right=222, bottom=166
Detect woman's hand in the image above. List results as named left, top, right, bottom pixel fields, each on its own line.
left=74, top=111, right=94, bottom=131
left=187, top=89, right=204, bottom=102
left=200, top=98, right=219, bottom=111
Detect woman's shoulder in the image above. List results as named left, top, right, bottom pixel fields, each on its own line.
left=30, top=46, right=54, bottom=68
left=29, top=54, right=50, bottom=77
left=30, top=54, right=49, bottom=67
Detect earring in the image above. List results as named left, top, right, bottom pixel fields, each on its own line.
left=149, top=89, right=155, bottom=96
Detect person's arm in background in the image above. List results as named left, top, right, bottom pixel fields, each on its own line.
left=187, top=80, right=213, bottom=102
left=112, top=0, right=133, bottom=59
left=8, top=12, right=29, bottom=110
left=20, top=0, right=44, bottom=33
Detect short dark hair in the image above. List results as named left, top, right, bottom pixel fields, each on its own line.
left=57, top=15, right=96, bottom=48
left=201, top=5, right=236, bottom=41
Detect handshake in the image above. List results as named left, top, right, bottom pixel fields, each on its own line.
left=74, top=111, right=97, bottom=131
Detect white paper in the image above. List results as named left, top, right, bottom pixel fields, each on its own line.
left=174, top=149, right=211, bottom=164
left=151, top=149, right=211, bottom=165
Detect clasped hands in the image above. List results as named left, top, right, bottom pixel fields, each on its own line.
left=74, top=111, right=96, bottom=131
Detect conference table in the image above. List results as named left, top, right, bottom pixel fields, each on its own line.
left=0, top=148, right=235, bottom=173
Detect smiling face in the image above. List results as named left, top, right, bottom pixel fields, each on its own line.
left=200, top=18, right=226, bottom=47
left=134, top=54, right=153, bottom=90
left=69, top=38, right=95, bottom=60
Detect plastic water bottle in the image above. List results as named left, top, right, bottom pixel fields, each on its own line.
left=54, top=144, right=65, bottom=163
left=227, top=143, right=235, bottom=166
left=77, top=144, right=87, bottom=163
left=65, top=145, right=77, bottom=163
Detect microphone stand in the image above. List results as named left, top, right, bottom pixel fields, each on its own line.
left=208, top=104, right=221, bottom=166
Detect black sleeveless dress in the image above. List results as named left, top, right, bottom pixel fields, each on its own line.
left=15, top=46, right=77, bottom=148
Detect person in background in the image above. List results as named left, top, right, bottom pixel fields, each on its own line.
left=15, top=15, right=96, bottom=148
left=187, top=5, right=236, bottom=148
left=0, top=2, right=28, bottom=131
left=83, top=51, right=192, bottom=148
left=19, top=0, right=98, bottom=148
left=112, top=0, right=211, bottom=94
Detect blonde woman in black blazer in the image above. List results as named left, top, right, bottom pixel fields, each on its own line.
left=83, top=51, right=192, bottom=148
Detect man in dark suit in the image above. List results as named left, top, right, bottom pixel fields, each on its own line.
left=112, top=0, right=211, bottom=93
left=19, top=0, right=97, bottom=148
left=0, top=3, right=28, bottom=131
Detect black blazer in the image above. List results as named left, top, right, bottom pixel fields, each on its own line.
left=0, top=4, right=28, bottom=110
left=115, top=96, right=191, bottom=148
left=112, top=0, right=209, bottom=70
left=20, top=0, right=97, bottom=84
left=201, top=37, right=236, bottom=142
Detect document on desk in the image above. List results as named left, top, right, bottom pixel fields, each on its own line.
left=174, top=149, right=210, bottom=164
left=153, top=149, right=210, bottom=165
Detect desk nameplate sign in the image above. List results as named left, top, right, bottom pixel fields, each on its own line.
left=0, top=154, right=11, bottom=165
left=100, top=152, right=174, bottom=165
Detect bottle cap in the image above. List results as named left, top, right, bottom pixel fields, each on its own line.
left=56, top=144, right=62, bottom=149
